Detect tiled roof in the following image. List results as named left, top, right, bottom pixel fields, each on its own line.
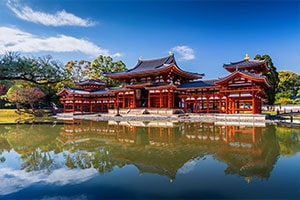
left=177, top=80, right=217, bottom=89
left=57, top=87, right=112, bottom=96
left=75, top=79, right=107, bottom=86
left=105, top=55, right=203, bottom=80
left=223, top=59, right=268, bottom=72
left=128, top=55, right=175, bottom=73
left=215, top=70, right=270, bottom=87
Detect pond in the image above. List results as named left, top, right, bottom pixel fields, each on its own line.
left=0, top=120, right=299, bottom=199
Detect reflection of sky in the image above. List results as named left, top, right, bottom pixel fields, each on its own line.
left=1, top=149, right=22, bottom=170
left=0, top=167, right=98, bottom=195
left=177, top=160, right=197, bottom=174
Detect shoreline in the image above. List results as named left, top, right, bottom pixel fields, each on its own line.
left=53, top=113, right=300, bottom=127
left=55, top=112, right=272, bottom=123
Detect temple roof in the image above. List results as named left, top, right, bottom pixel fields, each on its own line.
left=75, top=79, right=107, bottom=86
left=177, top=80, right=217, bottom=89
left=105, top=54, right=204, bottom=80
left=57, top=87, right=112, bottom=96
left=215, top=70, right=270, bottom=87
left=223, top=59, right=268, bottom=73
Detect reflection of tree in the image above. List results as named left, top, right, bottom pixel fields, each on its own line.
left=21, top=149, right=60, bottom=172
left=221, top=125, right=280, bottom=180
left=275, top=126, right=300, bottom=156
left=63, top=144, right=126, bottom=174
left=0, top=120, right=299, bottom=181
left=0, top=124, right=62, bottom=172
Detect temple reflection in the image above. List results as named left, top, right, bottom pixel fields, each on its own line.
left=57, top=120, right=279, bottom=182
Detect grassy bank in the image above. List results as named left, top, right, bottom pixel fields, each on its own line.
left=0, top=109, right=53, bottom=124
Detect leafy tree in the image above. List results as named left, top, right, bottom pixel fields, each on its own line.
left=277, top=70, right=300, bottom=95
left=5, top=85, right=45, bottom=112
left=91, top=55, right=127, bottom=86
left=65, top=59, right=91, bottom=82
left=254, top=54, right=279, bottom=105
left=5, top=85, right=24, bottom=111
left=274, top=71, right=300, bottom=104
left=22, top=87, right=46, bottom=111
left=0, top=52, right=69, bottom=85
left=66, top=55, right=127, bottom=87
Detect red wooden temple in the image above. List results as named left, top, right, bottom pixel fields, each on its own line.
left=57, top=54, right=270, bottom=114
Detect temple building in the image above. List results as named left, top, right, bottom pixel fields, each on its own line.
left=57, top=54, right=270, bottom=114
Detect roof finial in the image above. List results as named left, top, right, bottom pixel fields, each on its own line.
left=169, top=51, right=173, bottom=55
left=139, top=56, right=142, bottom=60
left=244, top=54, right=250, bottom=60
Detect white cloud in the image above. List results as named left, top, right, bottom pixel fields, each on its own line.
left=0, top=167, right=98, bottom=195
left=6, top=0, right=95, bottom=27
left=172, top=45, right=195, bottom=61
left=178, top=160, right=197, bottom=174
left=0, top=27, right=122, bottom=58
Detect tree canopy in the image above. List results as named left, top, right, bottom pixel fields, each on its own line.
left=66, top=55, right=127, bottom=87
left=0, top=52, right=69, bottom=85
left=254, top=54, right=279, bottom=105
left=275, top=70, right=300, bottom=104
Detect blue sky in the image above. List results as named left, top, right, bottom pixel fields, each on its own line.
left=0, top=0, right=299, bottom=79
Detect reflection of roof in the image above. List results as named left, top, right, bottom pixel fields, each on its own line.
left=57, top=87, right=112, bottom=96
left=177, top=80, right=217, bottom=89
left=223, top=59, right=268, bottom=73
left=105, top=55, right=204, bottom=80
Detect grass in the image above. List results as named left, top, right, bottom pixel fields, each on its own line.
left=0, top=109, right=53, bottom=124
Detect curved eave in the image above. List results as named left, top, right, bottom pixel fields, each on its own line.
left=75, top=79, right=107, bottom=86
left=176, top=85, right=219, bottom=90
left=215, top=71, right=270, bottom=88
left=57, top=88, right=113, bottom=97
left=171, top=65, right=204, bottom=80
left=109, top=87, right=133, bottom=93
left=145, top=84, right=177, bottom=90
left=105, top=64, right=203, bottom=80
left=223, top=60, right=269, bottom=73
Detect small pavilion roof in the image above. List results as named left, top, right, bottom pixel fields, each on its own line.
left=215, top=70, right=270, bottom=87
left=223, top=58, right=268, bottom=73
left=105, top=54, right=204, bottom=80
left=177, top=80, right=217, bottom=90
left=57, top=87, right=112, bottom=96
left=75, top=79, right=107, bottom=86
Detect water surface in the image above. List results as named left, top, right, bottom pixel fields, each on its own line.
left=0, top=120, right=299, bottom=199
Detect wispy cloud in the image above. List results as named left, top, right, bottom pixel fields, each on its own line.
left=0, top=27, right=122, bottom=58
left=172, top=45, right=195, bottom=61
left=0, top=167, right=98, bottom=195
left=6, top=0, right=95, bottom=27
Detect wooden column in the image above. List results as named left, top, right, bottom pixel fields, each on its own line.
left=219, top=95, right=222, bottom=113
left=159, top=90, right=163, bottom=108
left=206, top=95, right=209, bottom=113
left=225, top=95, right=229, bottom=114
left=63, top=102, right=66, bottom=112
left=252, top=93, right=255, bottom=114
left=184, top=97, right=187, bottom=113
left=90, top=103, right=93, bottom=112
left=168, top=91, right=172, bottom=108
left=148, top=91, right=151, bottom=108
left=133, top=91, right=136, bottom=108
left=122, top=94, right=125, bottom=109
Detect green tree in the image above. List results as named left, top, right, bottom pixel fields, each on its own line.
left=254, top=54, right=279, bottom=105
left=66, top=55, right=127, bottom=87
left=0, top=52, right=69, bottom=85
left=274, top=71, right=300, bottom=104
left=91, top=55, right=127, bottom=86
left=5, top=85, right=45, bottom=112
left=5, top=85, right=24, bottom=111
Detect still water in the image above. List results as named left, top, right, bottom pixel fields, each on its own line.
left=0, top=120, right=299, bottom=200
